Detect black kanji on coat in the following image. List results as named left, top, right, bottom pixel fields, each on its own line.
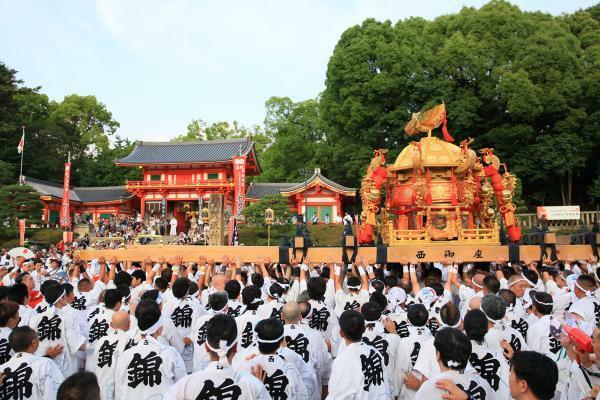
left=171, top=304, right=193, bottom=328
left=362, top=336, right=389, bottom=366
left=88, top=307, right=101, bottom=321
left=71, top=296, right=87, bottom=311
left=394, top=321, right=409, bottom=338
left=240, top=322, right=253, bottom=349
left=0, top=338, right=11, bottom=364
left=509, top=333, right=522, bottom=352
left=344, top=300, right=359, bottom=311
left=511, top=319, right=529, bottom=339
left=38, top=315, right=61, bottom=341
left=264, top=368, right=289, bottom=400
left=89, top=319, right=110, bottom=343
left=227, top=305, right=243, bottom=318
left=127, top=351, right=163, bottom=388
left=410, top=342, right=421, bottom=367
left=0, top=362, right=33, bottom=399
left=196, top=378, right=242, bottom=400
left=196, top=323, right=208, bottom=346
left=97, top=339, right=119, bottom=368
left=286, top=333, right=310, bottom=362
left=308, top=308, right=330, bottom=332
left=470, top=352, right=501, bottom=391
left=457, top=380, right=486, bottom=400
left=549, top=324, right=562, bottom=354
left=360, top=348, right=384, bottom=391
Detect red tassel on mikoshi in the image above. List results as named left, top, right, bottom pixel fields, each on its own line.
left=441, top=111, right=455, bottom=143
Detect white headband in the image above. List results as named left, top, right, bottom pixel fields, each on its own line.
left=140, top=316, right=164, bottom=335
left=521, top=274, right=536, bottom=287
left=250, top=297, right=262, bottom=304
left=532, top=295, right=553, bottom=306
left=575, top=281, right=593, bottom=297
left=52, top=289, right=66, bottom=305
left=347, top=284, right=361, bottom=290
left=256, top=333, right=284, bottom=343
left=481, top=308, right=502, bottom=325
left=447, top=360, right=461, bottom=368
left=205, top=339, right=237, bottom=368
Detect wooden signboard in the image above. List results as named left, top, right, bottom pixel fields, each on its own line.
left=76, top=244, right=596, bottom=263
left=208, top=194, right=224, bottom=246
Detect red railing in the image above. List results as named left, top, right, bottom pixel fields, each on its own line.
left=125, top=179, right=234, bottom=190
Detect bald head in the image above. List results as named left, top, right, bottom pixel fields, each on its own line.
left=111, top=311, right=130, bottom=331
left=281, top=302, right=301, bottom=324
left=472, top=274, right=485, bottom=291
left=468, top=296, right=482, bottom=311
left=212, top=274, right=229, bottom=291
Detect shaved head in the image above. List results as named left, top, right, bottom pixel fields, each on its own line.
left=281, top=302, right=301, bottom=324
left=111, top=311, right=130, bottom=331
left=212, top=274, right=229, bottom=291
left=468, top=296, right=482, bottom=311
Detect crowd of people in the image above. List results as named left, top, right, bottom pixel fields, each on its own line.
left=0, top=241, right=598, bottom=400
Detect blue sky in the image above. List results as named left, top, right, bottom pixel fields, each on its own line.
left=1, top=0, right=597, bottom=142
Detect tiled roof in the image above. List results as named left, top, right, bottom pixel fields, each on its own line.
left=24, top=177, right=134, bottom=203
left=246, top=183, right=298, bottom=199
left=115, top=138, right=255, bottom=165
left=282, top=168, right=356, bottom=194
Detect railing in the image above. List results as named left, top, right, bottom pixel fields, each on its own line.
left=460, top=228, right=498, bottom=243
left=519, top=211, right=600, bottom=228
left=126, top=179, right=235, bottom=190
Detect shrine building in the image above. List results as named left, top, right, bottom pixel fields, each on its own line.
left=25, top=138, right=356, bottom=231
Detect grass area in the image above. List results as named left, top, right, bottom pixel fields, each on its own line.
left=0, top=228, right=66, bottom=249
left=238, top=224, right=346, bottom=246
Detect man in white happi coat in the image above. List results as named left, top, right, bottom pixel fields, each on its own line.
left=114, top=300, right=186, bottom=400
left=89, top=311, right=135, bottom=400
left=0, top=326, right=64, bottom=400
left=326, top=310, right=392, bottom=400
left=166, top=313, right=271, bottom=400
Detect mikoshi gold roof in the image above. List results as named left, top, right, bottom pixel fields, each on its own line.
left=390, top=136, right=462, bottom=171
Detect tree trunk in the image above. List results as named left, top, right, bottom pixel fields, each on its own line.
left=567, top=171, right=573, bottom=206
left=560, top=175, right=566, bottom=206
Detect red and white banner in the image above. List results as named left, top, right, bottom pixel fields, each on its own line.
left=59, top=160, right=71, bottom=229
left=232, top=155, right=246, bottom=219
left=18, top=219, right=26, bottom=246
left=537, top=206, right=580, bottom=221
left=17, top=132, right=24, bottom=154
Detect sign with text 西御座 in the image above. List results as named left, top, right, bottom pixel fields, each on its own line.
left=537, top=206, right=580, bottom=221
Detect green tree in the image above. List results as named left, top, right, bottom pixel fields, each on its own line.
left=0, top=185, right=43, bottom=226
left=242, top=194, right=291, bottom=226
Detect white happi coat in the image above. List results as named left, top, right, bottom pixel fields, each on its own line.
left=235, top=351, right=308, bottom=400
left=29, top=306, right=86, bottom=377
left=306, top=300, right=339, bottom=354
left=115, top=335, right=187, bottom=400
left=166, top=361, right=271, bottom=400
left=89, top=328, right=136, bottom=400
left=465, top=340, right=510, bottom=400
left=415, top=369, right=497, bottom=400
left=0, top=326, right=13, bottom=364
left=257, top=299, right=285, bottom=320
left=484, top=322, right=529, bottom=355
left=526, top=315, right=571, bottom=397
left=236, top=310, right=263, bottom=354
left=569, top=296, right=600, bottom=328
left=326, top=341, right=391, bottom=400
left=334, top=288, right=369, bottom=317
left=397, top=326, right=433, bottom=400
left=18, top=305, right=35, bottom=328
left=0, top=351, right=64, bottom=400
left=278, top=347, right=319, bottom=400
left=283, top=323, right=332, bottom=388
left=565, top=361, right=600, bottom=400
left=162, top=296, right=205, bottom=372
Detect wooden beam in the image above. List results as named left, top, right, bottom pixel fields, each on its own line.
left=75, top=244, right=595, bottom=263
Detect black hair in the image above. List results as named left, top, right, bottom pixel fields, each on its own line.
left=498, top=289, right=516, bottom=309
left=434, top=328, right=472, bottom=370
left=154, top=277, right=169, bottom=291
left=7, top=283, right=29, bottom=305
left=250, top=273, right=264, bottom=288
left=40, top=280, right=59, bottom=296
left=131, top=269, right=146, bottom=283
left=61, top=282, right=74, bottom=296
left=0, top=301, right=19, bottom=326
left=206, top=314, right=238, bottom=356
left=135, top=299, right=161, bottom=331
left=104, top=289, right=123, bottom=310
left=407, top=303, right=429, bottom=327
left=9, top=326, right=37, bottom=352
left=370, top=279, right=385, bottom=293
left=307, top=277, right=326, bottom=301
left=383, top=275, right=399, bottom=288
left=114, top=271, right=132, bottom=287
left=532, top=291, right=553, bottom=315
left=369, top=291, right=388, bottom=310
left=483, top=275, right=500, bottom=294
left=0, top=287, right=7, bottom=302
left=577, top=275, right=596, bottom=290
left=15, top=272, right=29, bottom=285
left=361, top=301, right=383, bottom=322
left=522, top=269, right=539, bottom=286
left=428, top=282, right=444, bottom=296
left=339, top=310, right=365, bottom=342
left=512, top=351, right=558, bottom=400
left=440, top=302, right=461, bottom=327
left=256, top=317, right=284, bottom=354
left=188, top=281, right=199, bottom=296
left=346, top=276, right=361, bottom=290
left=116, top=285, right=131, bottom=303
left=141, top=289, right=161, bottom=302
left=241, top=285, right=262, bottom=310
left=463, top=309, right=488, bottom=343
left=172, top=278, right=190, bottom=299
left=267, top=282, right=284, bottom=299
left=209, top=291, right=229, bottom=312
left=57, top=371, right=101, bottom=400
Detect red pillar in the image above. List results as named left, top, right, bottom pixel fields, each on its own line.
left=140, top=197, right=145, bottom=219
